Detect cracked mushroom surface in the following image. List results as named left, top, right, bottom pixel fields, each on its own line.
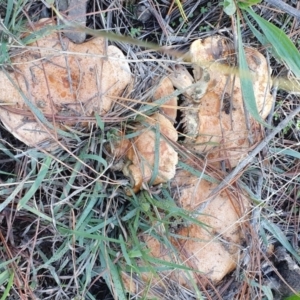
left=153, top=76, right=177, bottom=123
left=0, top=19, right=132, bottom=147
left=122, top=169, right=249, bottom=293
left=119, top=36, right=271, bottom=294
left=122, top=113, right=178, bottom=194
left=171, top=169, right=249, bottom=284
left=170, top=35, right=273, bottom=167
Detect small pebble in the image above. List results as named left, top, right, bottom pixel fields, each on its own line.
left=64, top=0, right=87, bottom=44
left=135, top=2, right=152, bottom=23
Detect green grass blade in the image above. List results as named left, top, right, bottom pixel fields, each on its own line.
left=269, top=147, right=300, bottom=159
left=245, top=8, right=300, bottom=78
left=2, top=69, right=78, bottom=140
left=18, top=156, right=52, bottom=209
left=0, top=171, right=33, bottom=212
left=0, top=270, right=10, bottom=286
left=21, top=24, right=64, bottom=45
left=236, top=14, right=269, bottom=127
left=149, top=122, right=160, bottom=186
left=36, top=240, right=70, bottom=271
left=248, top=279, right=273, bottom=300
left=284, top=295, right=300, bottom=300
left=59, top=146, right=87, bottom=201
left=81, top=154, right=108, bottom=169
left=0, top=258, right=18, bottom=270
left=95, top=113, right=104, bottom=131
left=22, top=204, right=64, bottom=224
left=4, top=1, right=14, bottom=27
left=243, top=12, right=282, bottom=62
left=262, top=218, right=300, bottom=263
left=178, top=161, right=220, bottom=184
left=59, top=227, right=123, bottom=244
left=175, top=0, right=188, bottom=22
left=85, top=216, right=117, bottom=234
left=106, top=256, right=127, bottom=300
left=0, top=142, right=21, bottom=161
left=75, top=182, right=102, bottom=230
left=0, top=42, right=10, bottom=64
left=119, top=235, right=132, bottom=266
left=238, top=0, right=261, bottom=9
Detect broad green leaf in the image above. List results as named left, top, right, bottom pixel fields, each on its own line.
left=245, top=8, right=300, bottom=78
left=141, top=201, right=150, bottom=212
left=128, top=249, right=143, bottom=258
left=236, top=14, right=269, bottom=127
left=223, top=0, right=236, bottom=16
left=243, top=12, right=282, bottom=62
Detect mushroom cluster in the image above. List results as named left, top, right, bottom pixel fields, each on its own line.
left=170, top=35, right=273, bottom=167
left=0, top=19, right=132, bottom=147
left=121, top=171, right=249, bottom=297
left=117, top=35, right=273, bottom=295
left=0, top=22, right=274, bottom=295
left=117, top=36, right=272, bottom=195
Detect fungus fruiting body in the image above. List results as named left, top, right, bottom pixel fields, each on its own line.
left=121, top=113, right=178, bottom=194
left=153, top=76, right=177, bottom=123
left=171, top=35, right=273, bottom=167
left=121, top=36, right=273, bottom=295
left=172, top=170, right=249, bottom=283
left=0, top=19, right=132, bottom=147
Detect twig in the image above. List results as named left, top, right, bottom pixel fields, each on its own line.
left=209, top=104, right=300, bottom=197
left=264, top=0, right=300, bottom=20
